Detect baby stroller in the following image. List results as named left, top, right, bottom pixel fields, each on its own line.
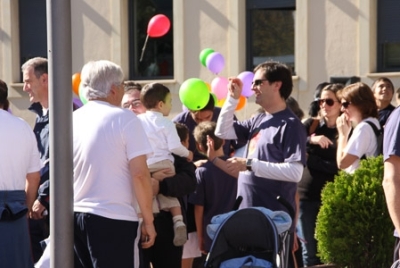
left=204, top=196, right=294, bottom=268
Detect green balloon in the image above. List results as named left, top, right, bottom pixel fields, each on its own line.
left=179, top=78, right=210, bottom=111
left=199, top=48, right=215, bottom=67
left=79, top=85, right=88, bottom=105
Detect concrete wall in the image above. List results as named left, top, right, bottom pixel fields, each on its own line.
left=1, top=0, right=400, bottom=127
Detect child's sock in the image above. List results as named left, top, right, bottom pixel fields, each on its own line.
left=172, top=215, right=183, bottom=223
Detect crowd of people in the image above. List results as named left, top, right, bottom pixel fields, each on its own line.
left=1, top=57, right=400, bottom=268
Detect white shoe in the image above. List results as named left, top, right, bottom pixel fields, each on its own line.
left=173, top=220, right=187, bottom=246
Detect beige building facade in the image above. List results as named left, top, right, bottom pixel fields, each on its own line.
left=1, top=0, right=399, bottom=126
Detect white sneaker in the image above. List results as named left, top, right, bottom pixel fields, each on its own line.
left=173, top=220, right=187, bottom=246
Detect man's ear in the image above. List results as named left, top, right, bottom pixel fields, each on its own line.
left=109, top=85, right=117, bottom=96
left=273, top=81, right=282, bottom=92
left=41, top=73, right=48, bottom=85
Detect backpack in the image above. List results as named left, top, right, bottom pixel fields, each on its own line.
left=365, top=121, right=383, bottom=155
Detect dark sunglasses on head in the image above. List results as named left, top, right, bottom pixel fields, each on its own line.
left=318, top=98, right=338, bottom=107
left=251, top=79, right=268, bottom=86
left=341, top=101, right=351, bottom=109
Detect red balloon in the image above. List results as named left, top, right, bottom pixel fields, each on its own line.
left=147, top=14, right=170, bottom=37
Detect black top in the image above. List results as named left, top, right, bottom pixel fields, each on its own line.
left=300, top=118, right=339, bottom=201
left=378, top=104, right=395, bottom=128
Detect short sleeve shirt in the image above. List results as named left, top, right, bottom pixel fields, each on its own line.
left=344, top=118, right=380, bottom=173
left=384, top=106, right=400, bottom=160
left=188, top=157, right=237, bottom=251
left=73, top=101, right=152, bottom=221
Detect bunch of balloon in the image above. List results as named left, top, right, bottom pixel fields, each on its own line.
left=140, top=14, right=171, bottom=62
left=179, top=78, right=210, bottom=111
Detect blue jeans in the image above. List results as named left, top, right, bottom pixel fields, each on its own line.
left=299, top=200, right=322, bottom=267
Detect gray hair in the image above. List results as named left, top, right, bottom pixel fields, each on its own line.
left=21, top=57, right=48, bottom=78
left=79, top=60, right=124, bottom=100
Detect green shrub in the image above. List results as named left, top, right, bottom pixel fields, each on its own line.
left=315, top=155, right=394, bottom=268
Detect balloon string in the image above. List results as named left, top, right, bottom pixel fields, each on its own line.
left=139, top=35, right=149, bottom=62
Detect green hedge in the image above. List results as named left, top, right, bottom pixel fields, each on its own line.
left=315, top=155, right=394, bottom=268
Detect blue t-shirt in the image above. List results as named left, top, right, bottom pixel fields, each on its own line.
left=188, top=157, right=237, bottom=251
left=383, top=106, right=400, bottom=161
left=383, top=106, right=400, bottom=238
left=173, top=108, right=244, bottom=161
left=233, top=108, right=307, bottom=230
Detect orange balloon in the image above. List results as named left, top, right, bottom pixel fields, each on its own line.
left=217, top=98, right=226, bottom=107
left=72, top=73, right=81, bottom=96
left=235, top=96, right=246, bottom=111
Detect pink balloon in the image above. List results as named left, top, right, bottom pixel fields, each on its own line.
left=206, top=52, right=225, bottom=74
left=237, top=71, right=255, bottom=97
left=211, top=77, right=229, bottom=100
left=147, top=14, right=171, bottom=37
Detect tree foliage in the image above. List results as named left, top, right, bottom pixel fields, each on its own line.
left=315, top=156, right=394, bottom=268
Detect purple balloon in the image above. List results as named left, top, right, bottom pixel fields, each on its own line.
left=206, top=52, right=225, bottom=74
left=237, top=71, right=255, bottom=97
left=182, top=104, right=189, bottom=112
left=73, top=97, right=83, bottom=109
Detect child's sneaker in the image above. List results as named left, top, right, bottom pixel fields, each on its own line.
left=173, top=220, right=187, bottom=246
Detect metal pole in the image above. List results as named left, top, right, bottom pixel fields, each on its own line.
left=46, top=0, right=74, bottom=267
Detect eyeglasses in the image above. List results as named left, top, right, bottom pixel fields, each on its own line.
left=318, top=98, right=338, bottom=107
left=123, top=99, right=143, bottom=109
left=341, top=101, right=351, bottom=109
left=251, top=79, right=268, bottom=86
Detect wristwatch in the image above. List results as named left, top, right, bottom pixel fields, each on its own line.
left=246, top=158, right=253, bottom=171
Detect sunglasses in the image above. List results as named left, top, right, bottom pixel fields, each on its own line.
left=341, top=101, right=351, bottom=109
left=318, top=98, right=338, bottom=107
left=251, top=79, right=268, bottom=86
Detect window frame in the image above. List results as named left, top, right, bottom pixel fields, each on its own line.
left=245, top=0, right=296, bottom=72
left=127, top=0, right=174, bottom=80
left=376, top=0, right=400, bottom=72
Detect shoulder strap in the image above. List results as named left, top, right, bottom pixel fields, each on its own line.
left=308, top=119, right=319, bottom=136
left=364, top=121, right=381, bottom=137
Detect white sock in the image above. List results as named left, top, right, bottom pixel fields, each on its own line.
left=173, top=215, right=183, bottom=223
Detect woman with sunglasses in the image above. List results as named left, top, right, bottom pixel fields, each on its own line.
left=299, top=83, right=343, bottom=267
left=336, top=82, right=380, bottom=173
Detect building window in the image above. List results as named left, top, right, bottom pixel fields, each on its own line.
left=377, top=0, right=400, bottom=72
left=19, top=0, right=47, bottom=68
left=246, top=0, right=295, bottom=73
left=128, top=0, right=173, bottom=80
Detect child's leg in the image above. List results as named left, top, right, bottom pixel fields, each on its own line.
left=169, top=205, right=182, bottom=218
left=157, top=194, right=187, bottom=246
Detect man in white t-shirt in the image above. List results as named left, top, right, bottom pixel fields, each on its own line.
left=0, top=79, right=41, bottom=267
left=73, top=60, right=156, bottom=268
